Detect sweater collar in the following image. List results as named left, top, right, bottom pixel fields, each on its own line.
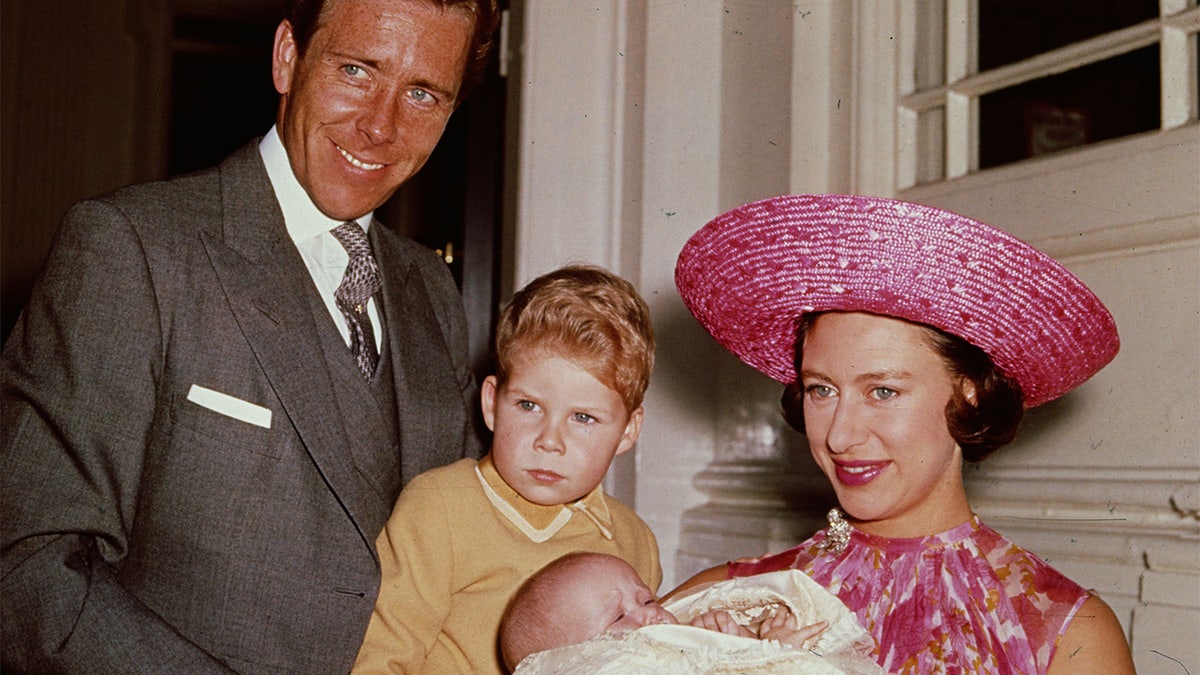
left=476, top=455, right=615, bottom=543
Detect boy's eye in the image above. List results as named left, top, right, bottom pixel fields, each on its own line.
left=572, top=412, right=596, bottom=424
left=517, top=400, right=537, bottom=411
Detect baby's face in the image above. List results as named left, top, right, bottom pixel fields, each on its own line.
left=561, top=556, right=677, bottom=643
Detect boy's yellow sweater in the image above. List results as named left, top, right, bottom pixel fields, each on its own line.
left=352, top=455, right=661, bottom=674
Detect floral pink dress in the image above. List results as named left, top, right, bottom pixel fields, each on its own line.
left=728, top=515, right=1089, bottom=674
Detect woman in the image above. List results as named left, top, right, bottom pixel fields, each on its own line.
left=669, top=194, right=1135, bottom=673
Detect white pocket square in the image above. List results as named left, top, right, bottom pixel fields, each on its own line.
left=186, top=384, right=272, bottom=429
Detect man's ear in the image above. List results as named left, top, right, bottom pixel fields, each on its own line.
left=614, top=407, right=644, bottom=456
left=480, top=375, right=499, bottom=432
left=272, top=20, right=298, bottom=95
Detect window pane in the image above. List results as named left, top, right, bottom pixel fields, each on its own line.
left=917, top=106, right=946, bottom=183
left=978, top=0, right=1158, bottom=70
left=979, top=45, right=1160, bottom=170
left=914, top=0, right=946, bottom=90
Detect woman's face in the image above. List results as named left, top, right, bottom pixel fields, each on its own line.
left=798, top=312, right=972, bottom=537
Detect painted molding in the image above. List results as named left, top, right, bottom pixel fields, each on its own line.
left=1033, top=213, right=1199, bottom=262
left=965, top=465, right=1200, bottom=513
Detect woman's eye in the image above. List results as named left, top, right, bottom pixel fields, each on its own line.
left=805, top=384, right=834, bottom=398
left=872, top=387, right=898, bottom=400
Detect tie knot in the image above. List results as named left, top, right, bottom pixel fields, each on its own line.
left=331, top=221, right=381, bottom=309
left=332, top=221, right=372, bottom=259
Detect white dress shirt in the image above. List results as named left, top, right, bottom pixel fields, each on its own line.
left=259, top=127, right=382, bottom=349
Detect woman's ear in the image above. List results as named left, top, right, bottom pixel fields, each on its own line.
left=961, top=379, right=978, bottom=406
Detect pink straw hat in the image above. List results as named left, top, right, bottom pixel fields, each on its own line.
left=674, top=194, right=1119, bottom=407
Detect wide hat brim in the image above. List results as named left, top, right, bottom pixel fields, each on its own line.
left=674, top=194, right=1119, bottom=407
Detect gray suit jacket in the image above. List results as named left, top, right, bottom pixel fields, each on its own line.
left=1, top=141, right=483, bottom=673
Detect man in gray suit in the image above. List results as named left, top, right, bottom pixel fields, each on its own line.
left=1, top=0, right=499, bottom=671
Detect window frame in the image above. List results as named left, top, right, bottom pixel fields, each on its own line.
left=895, top=0, right=1200, bottom=189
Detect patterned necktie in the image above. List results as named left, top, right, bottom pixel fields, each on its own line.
left=331, top=221, right=382, bottom=379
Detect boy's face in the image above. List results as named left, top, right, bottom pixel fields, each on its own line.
left=482, top=352, right=643, bottom=506
left=550, top=556, right=676, bottom=647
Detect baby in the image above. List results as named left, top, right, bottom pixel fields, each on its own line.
left=501, top=552, right=882, bottom=674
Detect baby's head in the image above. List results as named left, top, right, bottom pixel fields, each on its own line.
left=483, top=265, right=656, bottom=506
left=499, top=552, right=676, bottom=671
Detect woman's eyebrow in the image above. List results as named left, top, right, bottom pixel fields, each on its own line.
left=798, top=368, right=916, bottom=385
left=855, top=369, right=914, bottom=383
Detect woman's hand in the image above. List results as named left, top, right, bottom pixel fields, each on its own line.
left=757, top=608, right=827, bottom=649
left=689, top=610, right=756, bottom=638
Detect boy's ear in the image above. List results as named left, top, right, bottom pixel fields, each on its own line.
left=614, top=407, right=644, bottom=456
left=480, top=375, right=499, bottom=432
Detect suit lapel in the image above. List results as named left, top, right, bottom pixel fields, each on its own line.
left=370, top=225, right=453, bottom=487
left=201, top=143, right=381, bottom=549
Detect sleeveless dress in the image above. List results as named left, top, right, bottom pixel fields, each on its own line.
left=728, top=515, right=1089, bottom=674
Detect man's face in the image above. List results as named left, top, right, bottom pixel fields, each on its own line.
left=271, top=0, right=474, bottom=220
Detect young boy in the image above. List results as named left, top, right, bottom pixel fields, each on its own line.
left=500, top=552, right=880, bottom=674
left=352, top=265, right=661, bottom=674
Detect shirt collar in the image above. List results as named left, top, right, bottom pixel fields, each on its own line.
left=475, top=455, right=615, bottom=543
left=259, top=126, right=371, bottom=242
